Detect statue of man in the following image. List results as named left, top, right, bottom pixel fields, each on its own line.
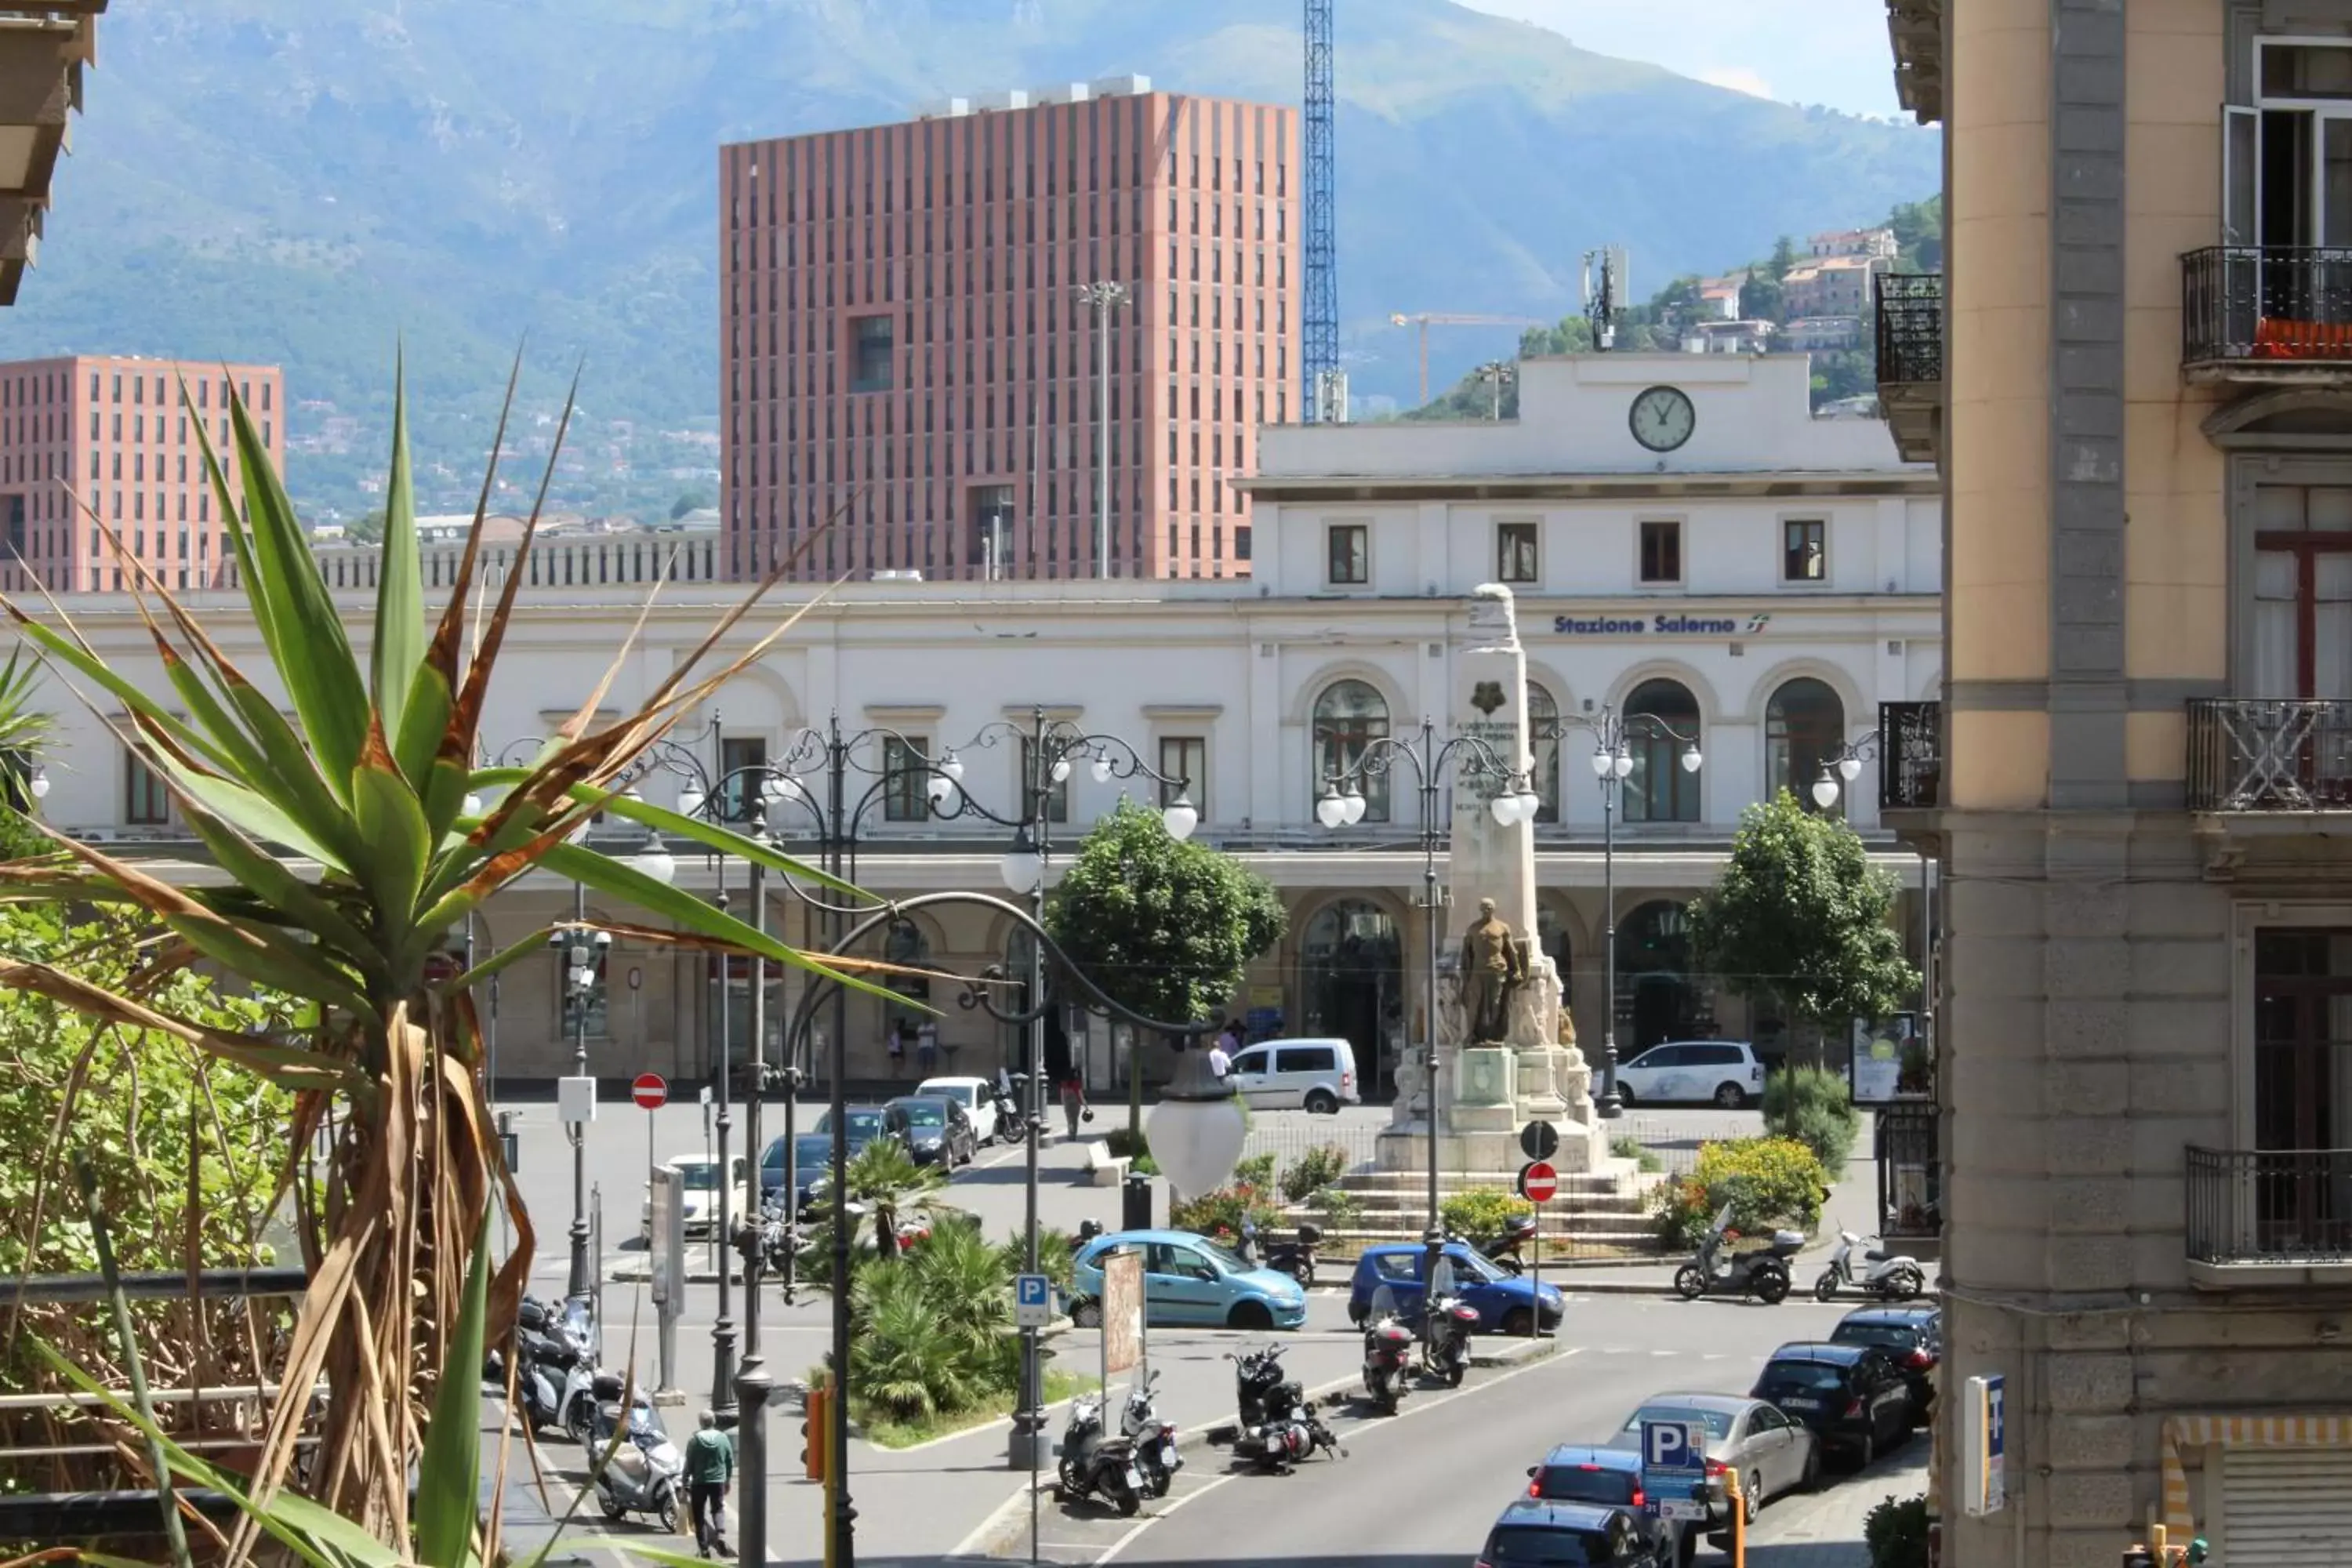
left=1457, top=897, right=1526, bottom=1044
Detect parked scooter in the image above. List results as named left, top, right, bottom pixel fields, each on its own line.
left=1419, top=1260, right=1479, bottom=1388
left=562, top=1369, right=625, bottom=1448
left=492, top=1294, right=586, bottom=1433
left=1119, top=1369, right=1181, bottom=1497
left=1672, top=1204, right=1802, bottom=1305
left=1054, top=1391, right=1145, bottom=1516
left=590, top=1397, right=684, bottom=1533
left=1227, top=1343, right=1345, bottom=1472
left=1360, top=1285, right=1417, bottom=1414
left=1236, top=1220, right=1323, bottom=1289
left=1813, top=1227, right=1926, bottom=1302
left=1482, top=1213, right=1539, bottom=1276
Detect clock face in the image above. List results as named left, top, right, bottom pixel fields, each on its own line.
left=1629, top=385, right=1697, bottom=452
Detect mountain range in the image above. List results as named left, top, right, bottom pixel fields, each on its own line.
left=0, top=1, right=1939, bottom=521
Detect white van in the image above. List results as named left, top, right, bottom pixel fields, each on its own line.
left=1224, top=1037, right=1359, bottom=1114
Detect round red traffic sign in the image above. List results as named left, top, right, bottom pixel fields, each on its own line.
left=1519, top=1160, right=1559, bottom=1203
left=631, top=1073, right=668, bottom=1111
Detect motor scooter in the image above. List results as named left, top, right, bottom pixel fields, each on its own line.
left=1360, top=1284, right=1416, bottom=1414
left=1236, top=1220, right=1323, bottom=1289
left=1226, top=1342, right=1344, bottom=1472
left=1813, top=1226, right=1926, bottom=1301
left=1119, top=1369, right=1181, bottom=1497
left=1483, top=1213, right=1539, bottom=1276
left=561, top=1369, right=624, bottom=1448
left=1054, top=1391, right=1145, bottom=1516
left=590, top=1397, right=683, bottom=1534
left=1671, top=1204, right=1802, bottom=1305
left=1419, top=1260, right=1479, bottom=1388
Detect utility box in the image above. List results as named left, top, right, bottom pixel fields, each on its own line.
left=1121, top=1172, right=1153, bottom=1232
left=557, top=1074, right=597, bottom=1127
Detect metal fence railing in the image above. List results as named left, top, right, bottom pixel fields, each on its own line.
left=2187, top=698, right=2352, bottom=811
left=1878, top=701, right=1942, bottom=811
left=1874, top=272, right=1944, bottom=386
left=2182, top=245, right=2352, bottom=367
left=2187, top=1145, right=2352, bottom=1265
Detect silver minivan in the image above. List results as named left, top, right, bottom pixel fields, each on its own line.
left=1224, top=1036, right=1359, bottom=1114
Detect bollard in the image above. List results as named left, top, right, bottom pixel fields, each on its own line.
left=1726, top=1467, right=1745, bottom=1568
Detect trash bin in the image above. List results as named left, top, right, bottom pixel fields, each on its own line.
left=1121, top=1171, right=1153, bottom=1232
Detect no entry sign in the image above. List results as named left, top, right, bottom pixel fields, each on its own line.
left=1519, top=1160, right=1559, bottom=1203
left=631, top=1072, right=668, bottom=1111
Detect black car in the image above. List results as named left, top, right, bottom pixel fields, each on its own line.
left=807, top=1105, right=888, bottom=1154
left=1477, top=1500, right=1667, bottom=1568
left=883, top=1095, right=977, bottom=1167
left=1830, top=1305, right=1941, bottom=1426
left=1751, top=1341, right=1912, bottom=1468
left=759, top=1132, right=837, bottom=1217
left=1526, top=1448, right=1692, bottom=1568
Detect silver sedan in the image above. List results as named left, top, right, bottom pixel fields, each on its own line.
left=1602, top=1392, right=1822, bottom=1526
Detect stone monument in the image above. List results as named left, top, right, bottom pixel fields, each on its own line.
left=1375, top=583, right=1605, bottom=1178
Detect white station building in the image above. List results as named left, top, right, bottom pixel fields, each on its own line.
left=24, top=353, right=1940, bottom=1094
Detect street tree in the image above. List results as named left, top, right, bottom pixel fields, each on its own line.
left=1045, top=800, right=1287, bottom=1135
left=1686, top=789, right=1918, bottom=1065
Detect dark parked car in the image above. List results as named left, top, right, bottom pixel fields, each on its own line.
left=1830, top=1305, right=1941, bottom=1426
left=883, top=1094, right=978, bottom=1167
left=1345, top=1242, right=1565, bottom=1334
left=1526, top=1447, right=1693, bottom=1568
left=806, top=1105, right=888, bottom=1154
left=1750, top=1341, right=1913, bottom=1468
left=759, top=1132, right=836, bottom=1216
left=1476, top=1500, right=1666, bottom=1568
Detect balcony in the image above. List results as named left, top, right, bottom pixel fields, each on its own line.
left=1878, top=700, right=1941, bottom=812
left=1873, top=274, right=1942, bottom=465
left=2186, top=698, right=2352, bottom=812
left=2181, top=246, right=2352, bottom=383
left=2187, top=1146, right=2352, bottom=1287
left=1883, top=0, right=1942, bottom=125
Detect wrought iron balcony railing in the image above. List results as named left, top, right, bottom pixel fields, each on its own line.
left=1878, top=700, right=1941, bottom=811
left=2186, top=698, right=2352, bottom=811
left=1874, top=273, right=1943, bottom=387
left=2183, top=245, right=2352, bottom=371
left=2187, top=1145, right=2352, bottom=1266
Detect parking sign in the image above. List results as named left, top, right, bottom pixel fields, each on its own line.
left=1014, top=1272, right=1053, bottom=1329
left=1964, top=1375, right=2006, bottom=1515
left=1641, top=1420, right=1711, bottom=1522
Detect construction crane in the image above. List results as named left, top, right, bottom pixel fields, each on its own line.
left=1389, top=312, right=1551, bottom=405
left=1303, top=0, right=1338, bottom=421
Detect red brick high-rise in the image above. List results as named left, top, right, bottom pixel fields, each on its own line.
left=720, top=81, right=1298, bottom=583
left=0, top=354, right=286, bottom=594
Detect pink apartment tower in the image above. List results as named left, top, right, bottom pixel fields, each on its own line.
left=720, top=79, right=1298, bottom=582
left=0, top=354, right=286, bottom=594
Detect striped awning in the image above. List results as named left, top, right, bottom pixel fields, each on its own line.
left=2161, top=1414, right=2352, bottom=1537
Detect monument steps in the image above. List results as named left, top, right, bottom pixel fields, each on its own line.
left=1295, top=1157, right=1672, bottom=1256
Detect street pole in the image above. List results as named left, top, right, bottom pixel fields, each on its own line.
left=1596, top=743, right=1623, bottom=1120
left=1076, top=281, right=1128, bottom=579
left=735, top=825, right=771, bottom=1568
left=712, top=715, right=737, bottom=1414
left=1011, top=709, right=1051, bottom=1491
left=567, top=879, right=594, bottom=1300
left=1416, top=719, right=1443, bottom=1287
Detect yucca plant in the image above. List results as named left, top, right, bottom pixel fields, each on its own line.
left=0, top=364, right=886, bottom=1559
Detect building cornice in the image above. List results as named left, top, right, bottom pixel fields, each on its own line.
left=1235, top=470, right=1942, bottom=503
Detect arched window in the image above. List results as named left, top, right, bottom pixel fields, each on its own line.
left=1527, top=681, right=1561, bottom=825
left=1622, top=679, right=1701, bottom=824
left=1301, top=898, right=1403, bottom=1093
left=1766, top=677, right=1847, bottom=814
left=1313, top=678, right=1391, bottom=823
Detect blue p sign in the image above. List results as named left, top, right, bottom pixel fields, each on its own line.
left=1644, top=1421, right=1693, bottom=1469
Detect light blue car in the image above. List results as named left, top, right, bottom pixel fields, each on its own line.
left=1065, top=1228, right=1310, bottom=1331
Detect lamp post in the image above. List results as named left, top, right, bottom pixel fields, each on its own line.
left=555, top=887, right=610, bottom=1301
left=1810, top=729, right=1934, bottom=1065
left=1315, top=715, right=1517, bottom=1295
left=1530, top=705, right=1702, bottom=1120
left=1476, top=359, right=1515, bottom=420
left=1075, top=281, right=1131, bottom=579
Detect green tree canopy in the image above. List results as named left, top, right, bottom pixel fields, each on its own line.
left=1686, top=791, right=1917, bottom=1058
left=1044, top=799, right=1286, bottom=1027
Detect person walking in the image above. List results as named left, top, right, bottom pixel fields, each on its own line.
left=684, top=1409, right=735, bottom=1558
left=1207, top=1028, right=1234, bottom=1083
left=916, top=1018, right=940, bottom=1073
left=1059, top=1069, right=1087, bottom=1140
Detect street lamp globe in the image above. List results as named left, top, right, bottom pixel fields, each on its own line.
left=759, top=771, right=801, bottom=808
left=1315, top=785, right=1347, bottom=830
left=1811, top=771, right=1842, bottom=811
left=925, top=772, right=956, bottom=808
left=678, top=783, right=707, bottom=819
left=1000, top=826, right=1044, bottom=895
left=461, top=790, right=483, bottom=818
left=1679, top=744, right=1703, bottom=774
left=1589, top=748, right=1612, bottom=779
left=1341, top=787, right=1368, bottom=827
left=1050, top=755, right=1073, bottom=785
left=27, top=767, right=47, bottom=800
left=1146, top=1047, right=1248, bottom=1199
left=1090, top=754, right=1114, bottom=785
left=1161, top=794, right=1200, bottom=841
left=636, top=843, right=677, bottom=886
left=1612, top=747, right=1635, bottom=781
left=939, top=748, right=966, bottom=783
left=1837, top=754, right=1864, bottom=782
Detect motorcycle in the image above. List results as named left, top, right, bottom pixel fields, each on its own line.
left=590, top=1397, right=684, bottom=1534
left=1236, top=1220, right=1323, bottom=1289
left=1120, top=1369, right=1181, bottom=1497
left=1483, top=1212, right=1539, bottom=1276
left=1359, top=1284, right=1417, bottom=1414
left=1673, top=1204, right=1802, bottom=1305
left=1054, top=1391, right=1145, bottom=1516
left=1227, top=1343, right=1345, bottom=1472
left=562, top=1369, right=625, bottom=1448
left=991, top=1072, right=1028, bottom=1144
left=492, top=1294, right=586, bottom=1433
left=1419, top=1261, right=1479, bottom=1388
left=1813, top=1227, right=1926, bottom=1302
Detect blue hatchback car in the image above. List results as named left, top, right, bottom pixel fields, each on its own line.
left=1065, top=1228, right=1310, bottom=1331
left=1346, top=1240, right=1565, bottom=1333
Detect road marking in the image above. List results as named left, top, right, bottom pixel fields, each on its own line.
left=1095, top=1473, right=1241, bottom=1565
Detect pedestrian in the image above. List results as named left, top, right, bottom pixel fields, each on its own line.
left=1060, top=1069, right=1087, bottom=1139
left=1207, top=1030, right=1232, bottom=1083
left=684, top=1409, right=734, bottom=1558
left=886, top=1021, right=905, bottom=1075
left=916, top=1018, right=940, bottom=1073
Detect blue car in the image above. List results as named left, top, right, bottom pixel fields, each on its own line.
left=1065, top=1228, right=1310, bottom=1331
left=1346, top=1240, right=1565, bottom=1334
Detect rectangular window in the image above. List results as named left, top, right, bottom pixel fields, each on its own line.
left=850, top=313, right=895, bottom=393
left=1783, top=517, right=1827, bottom=583
left=125, top=750, right=170, bottom=826
left=1019, top=738, right=1071, bottom=823
left=1326, top=522, right=1368, bottom=586
left=1639, top=519, right=1682, bottom=585
left=1497, top=521, right=1540, bottom=584
left=718, top=736, right=768, bottom=823
left=1159, top=735, right=1207, bottom=819
left=883, top=734, right=932, bottom=822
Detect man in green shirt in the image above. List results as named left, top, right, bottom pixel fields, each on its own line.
left=684, top=1409, right=734, bottom=1558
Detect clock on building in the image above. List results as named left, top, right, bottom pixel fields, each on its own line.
left=1629, top=385, right=1697, bottom=452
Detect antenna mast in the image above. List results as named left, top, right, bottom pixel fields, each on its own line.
left=1303, top=0, right=1338, bottom=419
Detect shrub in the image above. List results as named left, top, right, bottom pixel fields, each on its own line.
left=1609, top=1134, right=1664, bottom=1174
left=847, top=1218, right=1018, bottom=1423
left=1441, top=1188, right=1536, bottom=1246
left=1651, top=1137, right=1828, bottom=1249
left=1762, top=1065, right=1862, bottom=1180
left=1169, top=1178, right=1283, bottom=1243
left=1279, top=1142, right=1352, bottom=1203
left=1864, top=1493, right=1931, bottom=1568
left=1315, top=1187, right=1363, bottom=1232
left=1232, top=1152, right=1276, bottom=1188
left=1102, top=1127, right=1149, bottom=1160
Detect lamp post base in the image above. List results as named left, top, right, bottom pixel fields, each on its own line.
left=733, top=1356, right=771, bottom=1568
left=1595, top=1092, right=1624, bottom=1120
left=1007, top=1416, right=1053, bottom=1471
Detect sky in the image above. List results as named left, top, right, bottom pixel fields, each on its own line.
left=1454, top=0, right=1905, bottom=119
